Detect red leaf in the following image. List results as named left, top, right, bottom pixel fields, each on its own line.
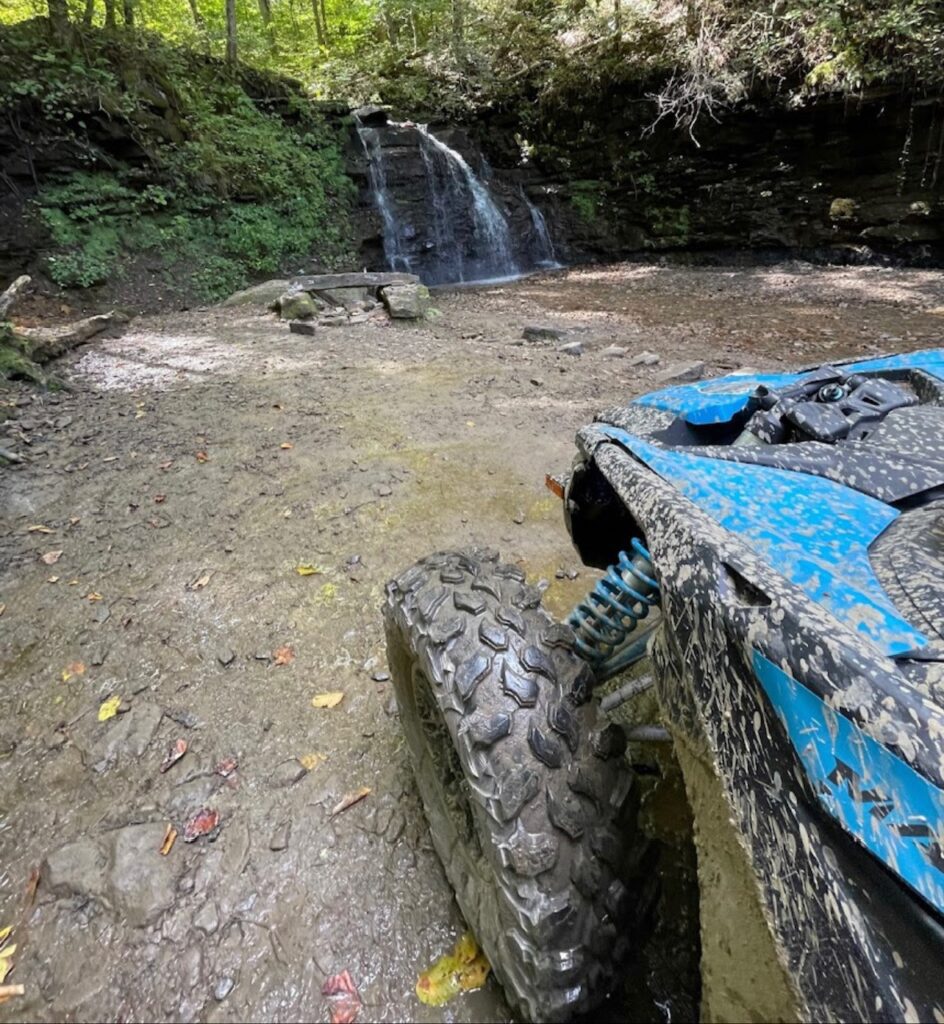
left=182, top=807, right=220, bottom=842
left=322, top=970, right=361, bottom=1024
left=159, top=738, right=188, bottom=773
left=215, top=756, right=238, bottom=777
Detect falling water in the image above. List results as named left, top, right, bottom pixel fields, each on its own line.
left=522, top=189, right=560, bottom=268
left=357, top=118, right=562, bottom=284
left=355, top=118, right=413, bottom=273
left=415, top=124, right=519, bottom=282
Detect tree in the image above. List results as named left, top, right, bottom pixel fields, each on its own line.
left=47, top=0, right=70, bottom=36
left=226, top=0, right=238, bottom=63
left=123, top=0, right=135, bottom=27
left=104, top=0, right=117, bottom=29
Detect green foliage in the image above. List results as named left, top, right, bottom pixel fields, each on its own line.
left=0, top=19, right=355, bottom=299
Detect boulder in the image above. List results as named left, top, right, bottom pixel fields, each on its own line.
left=313, top=286, right=372, bottom=311
left=523, top=325, right=566, bottom=343
left=629, top=350, right=661, bottom=367
left=558, top=341, right=583, bottom=357
left=290, top=272, right=418, bottom=291
left=654, top=360, right=706, bottom=384
left=380, top=283, right=430, bottom=319
left=221, top=279, right=290, bottom=308
left=353, top=105, right=388, bottom=127
left=289, top=321, right=317, bottom=336
left=278, top=291, right=318, bottom=320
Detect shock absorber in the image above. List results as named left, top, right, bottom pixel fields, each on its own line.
left=567, top=537, right=660, bottom=681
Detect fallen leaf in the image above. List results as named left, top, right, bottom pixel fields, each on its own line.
left=280, top=442, right=294, bottom=450
left=215, top=756, right=238, bottom=777
left=159, top=738, right=188, bottom=773
left=195, top=451, right=209, bottom=463
left=330, top=786, right=371, bottom=817
left=273, top=645, right=295, bottom=666
left=188, top=572, right=211, bottom=591
left=67, top=579, right=79, bottom=586
left=135, top=409, right=146, bottom=420
left=0, top=935, right=17, bottom=986
left=24, top=868, right=39, bottom=906
left=61, top=661, right=85, bottom=682
left=69, top=517, right=80, bottom=525
left=103, top=456, right=119, bottom=463
left=98, top=695, right=121, bottom=722
left=46, top=576, right=59, bottom=584
left=311, top=692, right=344, bottom=709
left=0, top=984, right=25, bottom=1005
left=295, top=563, right=323, bottom=576
left=0, top=604, right=5, bottom=617
left=40, top=550, right=62, bottom=565
left=154, top=494, right=166, bottom=504
left=183, top=806, right=220, bottom=842
left=86, top=591, right=103, bottom=602
left=159, top=824, right=177, bottom=856
left=416, top=932, right=491, bottom=1007
left=299, top=752, right=326, bottom=771
left=27, top=524, right=54, bottom=534
left=322, top=969, right=362, bottom=1024
left=159, top=460, right=174, bottom=471
left=0, top=928, right=10, bottom=945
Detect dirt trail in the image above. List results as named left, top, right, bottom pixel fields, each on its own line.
left=1, top=262, right=943, bottom=1023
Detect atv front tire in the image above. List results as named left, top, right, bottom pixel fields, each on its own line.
left=384, top=549, right=643, bottom=1022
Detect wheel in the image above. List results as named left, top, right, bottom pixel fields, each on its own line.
left=384, top=548, right=648, bottom=1022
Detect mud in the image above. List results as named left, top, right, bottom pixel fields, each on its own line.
left=1, top=261, right=943, bottom=1023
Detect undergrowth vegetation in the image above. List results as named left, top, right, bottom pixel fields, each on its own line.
left=0, top=19, right=356, bottom=301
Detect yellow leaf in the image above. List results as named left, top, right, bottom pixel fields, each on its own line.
left=0, top=943, right=16, bottom=961
left=86, top=592, right=103, bottom=602
left=98, top=695, right=121, bottom=722
left=295, top=564, right=324, bottom=576
left=280, top=441, right=294, bottom=450
left=47, top=576, right=60, bottom=584
left=159, top=824, right=177, bottom=856
left=311, top=691, right=344, bottom=709
left=298, top=752, right=326, bottom=771
left=0, top=926, right=11, bottom=945
left=0, top=959, right=9, bottom=984
left=62, top=661, right=85, bottom=682
left=27, top=524, right=54, bottom=533
left=67, top=579, right=79, bottom=586
left=416, top=933, right=491, bottom=1006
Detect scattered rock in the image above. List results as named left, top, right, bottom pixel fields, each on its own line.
left=278, top=292, right=318, bottom=320
left=380, top=283, right=430, bottom=319
left=522, top=325, right=565, bottom=343
left=558, top=341, right=583, bottom=357
left=371, top=669, right=390, bottom=682
left=214, top=976, right=235, bottom=1002
left=289, top=321, right=317, bottom=337
left=269, top=758, right=308, bottom=788
left=654, top=360, right=707, bottom=384
left=90, top=646, right=108, bottom=667
left=269, top=821, right=291, bottom=852
left=354, top=104, right=387, bottom=127
left=91, top=701, right=163, bottom=772
left=44, top=822, right=181, bottom=927
left=529, top=377, right=543, bottom=387
left=217, top=648, right=236, bottom=667
left=192, top=901, right=220, bottom=935
left=601, top=345, right=626, bottom=358
left=376, top=484, right=392, bottom=497
left=629, top=350, right=660, bottom=367
left=512, top=511, right=525, bottom=524
left=221, top=279, right=290, bottom=308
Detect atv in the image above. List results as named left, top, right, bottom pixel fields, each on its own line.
left=383, top=348, right=944, bottom=1023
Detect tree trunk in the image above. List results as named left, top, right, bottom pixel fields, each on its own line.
left=318, top=0, right=328, bottom=45
left=82, top=0, right=96, bottom=27
left=225, top=0, right=238, bottom=63
left=47, top=0, right=70, bottom=36
left=104, top=0, right=116, bottom=29
left=123, top=0, right=134, bottom=27
left=258, top=0, right=276, bottom=49
left=186, top=0, right=205, bottom=28
left=451, top=0, right=465, bottom=64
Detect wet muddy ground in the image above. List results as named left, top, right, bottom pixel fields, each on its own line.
left=2, top=261, right=943, bottom=1023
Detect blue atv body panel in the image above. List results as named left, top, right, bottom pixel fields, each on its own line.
left=636, top=348, right=944, bottom=425
left=572, top=347, right=944, bottom=987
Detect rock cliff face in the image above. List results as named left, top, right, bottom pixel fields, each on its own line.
left=350, top=91, right=944, bottom=277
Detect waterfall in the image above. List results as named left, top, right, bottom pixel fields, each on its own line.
left=415, top=124, right=518, bottom=283
left=355, top=118, right=413, bottom=273
left=522, top=189, right=560, bottom=268
left=357, top=117, right=559, bottom=285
